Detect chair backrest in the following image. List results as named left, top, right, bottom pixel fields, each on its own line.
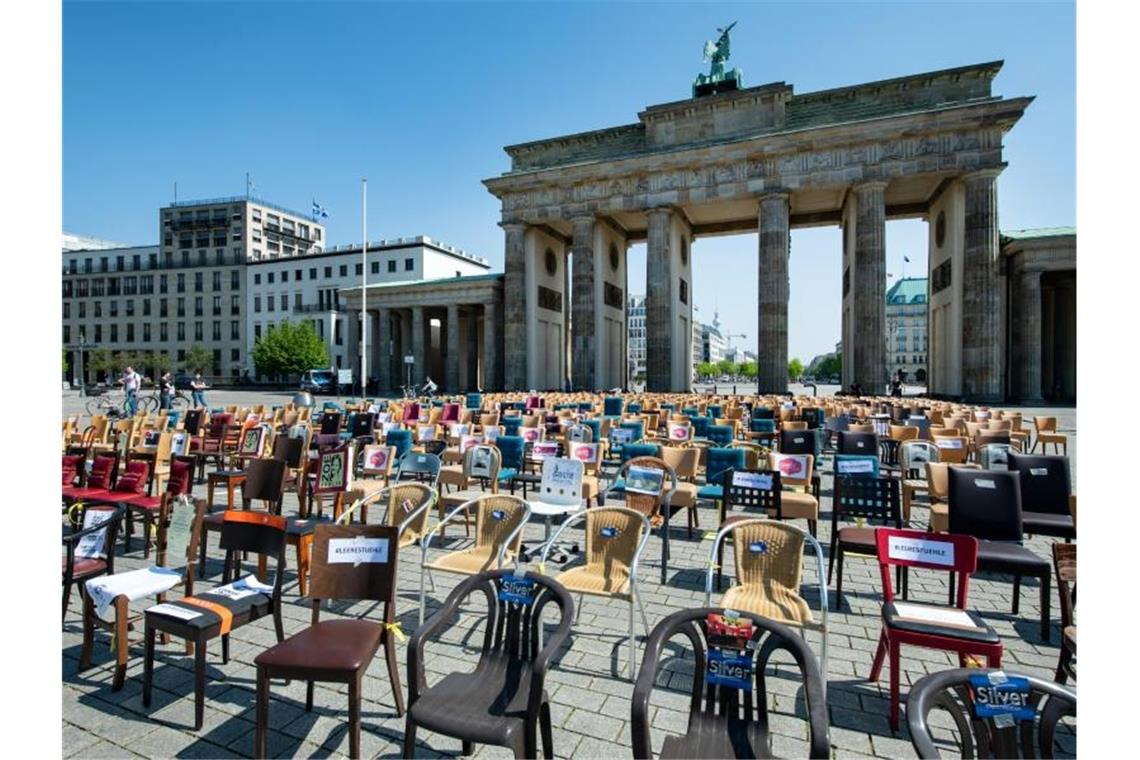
left=402, top=402, right=421, bottom=423
left=889, top=424, right=919, bottom=442
left=218, top=511, right=287, bottom=585
left=659, top=445, right=699, bottom=480
left=620, top=456, right=676, bottom=522
left=948, top=469, right=1023, bottom=541
left=779, top=429, right=815, bottom=455
left=932, top=435, right=969, bottom=463
left=707, top=424, right=734, bottom=447
left=768, top=452, right=814, bottom=489
left=731, top=519, right=806, bottom=596
left=309, top=524, right=399, bottom=606
left=1034, top=416, right=1058, bottom=433
left=494, top=435, right=526, bottom=471
left=631, top=607, right=829, bottom=760
left=385, top=428, right=413, bottom=460
left=270, top=435, right=305, bottom=469
left=241, top=457, right=288, bottom=507
left=536, top=457, right=584, bottom=505
left=837, top=430, right=879, bottom=456
left=874, top=527, right=978, bottom=605
left=833, top=475, right=900, bottom=526
left=1053, top=542, right=1076, bottom=631
left=620, top=442, right=661, bottom=464
left=565, top=423, right=593, bottom=443
left=165, top=458, right=193, bottom=496
left=73, top=504, right=124, bottom=560
left=905, top=668, right=1076, bottom=759
left=472, top=495, right=529, bottom=555
left=925, top=462, right=980, bottom=501
left=705, top=447, right=746, bottom=485
left=579, top=506, right=648, bottom=577
left=603, top=396, right=624, bottom=416
left=1007, top=452, right=1071, bottom=516
left=899, top=440, right=940, bottom=474
left=384, top=483, right=436, bottom=540
left=62, top=454, right=84, bottom=487
left=834, top=454, right=880, bottom=478
left=977, top=442, right=1013, bottom=470
left=395, top=451, right=442, bottom=487
left=318, top=412, right=342, bottom=435
left=722, top=468, right=783, bottom=521
left=349, top=412, right=377, bottom=439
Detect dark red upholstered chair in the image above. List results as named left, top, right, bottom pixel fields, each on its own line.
left=123, top=458, right=195, bottom=557
left=62, top=453, right=120, bottom=505
left=868, top=528, right=1002, bottom=731
left=255, top=524, right=405, bottom=758
left=62, top=504, right=125, bottom=621
left=143, top=510, right=287, bottom=730
left=402, top=403, right=421, bottom=425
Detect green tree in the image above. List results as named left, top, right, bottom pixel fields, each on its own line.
left=715, top=359, right=735, bottom=377
left=816, top=353, right=841, bottom=379
left=138, top=351, right=168, bottom=377
left=695, top=361, right=715, bottom=380
left=62, top=347, right=69, bottom=375
left=250, top=320, right=329, bottom=380
left=88, top=348, right=117, bottom=378
left=738, top=361, right=758, bottom=379
left=182, top=345, right=215, bottom=374
left=788, top=357, right=805, bottom=381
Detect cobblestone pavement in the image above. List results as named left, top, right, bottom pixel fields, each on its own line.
left=62, top=402, right=1077, bottom=758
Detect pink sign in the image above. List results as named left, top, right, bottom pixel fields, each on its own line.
left=774, top=454, right=808, bottom=479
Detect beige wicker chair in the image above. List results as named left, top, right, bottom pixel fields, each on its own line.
left=418, top=494, right=530, bottom=623
left=437, top=444, right=500, bottom=538
left=542, top=506, right=652, bottom=678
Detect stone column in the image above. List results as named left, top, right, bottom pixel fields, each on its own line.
left=377, top=307, right=392, bottom=392
left=571, top=215, right=597, bottom=390
left=853, top=182, right=888, bottom=393
left=961, top=169, right=1003, bottom=401
left=757, top=193, right=790, bottom=393
left=483, top=302, right=498, bottom=391
left=501, top=223, right=528, bottom=390
left=411, top=305, right=426, bottom=386
left=446, top=303, right=460, bottom=392
left=645, top=208, right=673, bottom=392
left=326, top=310, right=337, bottom=363
left=1018, top=271, right=1043, bottom=402
left=467, top=310, right=479, bottom=391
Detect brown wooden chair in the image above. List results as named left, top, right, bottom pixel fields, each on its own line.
left=198, top=457, right=287, bottom=578
left=1053, top=542, right=1076, bottom=684
left=255, top=524, right=405, bottom=759
left=1032, top=416, right=1068, bottom=455
left=63, top=504, right=125, bottom=621
left=144, top=510, right=287, bottom=730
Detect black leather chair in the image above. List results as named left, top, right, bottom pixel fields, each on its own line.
left=836, top=430, right=879, bottom=456
left=1007, top=452, right=1075, bottom=540
left=948, top=469, right=1052, bottom=641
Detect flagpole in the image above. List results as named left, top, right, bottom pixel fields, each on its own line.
left=361, top=178, right=368, bottom=398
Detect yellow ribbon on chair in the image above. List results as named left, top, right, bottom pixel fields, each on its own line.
left=384, top=621, right=407, bottom=644
left=67, top=501, right=84, bottom=524
left=536, top=561, right=546, bottom=576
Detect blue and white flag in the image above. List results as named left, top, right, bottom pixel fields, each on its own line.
left=312, top=200, right=329, bottom=219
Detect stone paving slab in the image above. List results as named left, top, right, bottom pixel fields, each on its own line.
left=62, top=402, right=1076, bottom=758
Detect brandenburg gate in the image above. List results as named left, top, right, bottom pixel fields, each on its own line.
left=483, top=53, right=1032, bottom=400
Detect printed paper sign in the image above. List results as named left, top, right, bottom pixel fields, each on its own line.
left=239, top=427, right=264, bottom=455
left=143, top=431, right=161, bottom=448
left=975, top=479, right=996, bottom=489
left=569, top=443, right=599, bottom=464
left=887, top=535, right=955, bottom=566
left=375, top=412, right=391, bottom=423
left=626, top=465, right=665, bottom=496
left=531, top=441, right=559, bottom=460
left=165, top=497, right=197, bottom=561
left=147, top=603, right=203, bottom=621
left=732, top=471, right=773, bottom=491
left=382, top=421, right=400, bottom=434
left=460, top=434, right=483, bottom=453
left=936, top=438, right=964, bottom=449
left=316, top=449, right=350, bottom=493
left=1029, top=467, right=1048, bottom=476
left=451, top=424, right=470, bottom=438
left=544, top=459, right=583, bottom=495
left=668, top=423, right=690, bottom=441
left=74, top=509, right=115, bottom=559
left=328, top=537, right=390, bottom=566
left=288, top=424, right=309, bottom=440
left=469, top=447, right=495, bottom=479
left=610, top=428, right=633, bottom=445
left=367, top=404, right=381, bottom=415
left=417, top=425, right=436, bottom=442
left=520, top=427, right=542, bottom=443
left=210, top=575, right=275, bottom=600
left=773, top=454, right=808, bottom=479
left=499, top=573, right=535, bottom=605
left=837, top=458, right=876, bottom=475
left=483, top=427, right=500, bottom=442
left=975, top=411, right=991, bottom=420
left=362, top=445, right=391, bottom=474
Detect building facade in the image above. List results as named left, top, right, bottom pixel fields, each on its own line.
left=627, top=294, right=647, bottom=385
left=886, top=276, right=928, bottom=384
left=246, top=237, right=490, bottom=378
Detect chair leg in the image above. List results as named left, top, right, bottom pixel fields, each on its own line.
left=948, top=571, right=956, bottom=606
left=833, top=546, right=845, bottom=611
left=62, top=580, right=73, bottom=622
left=808, top=519, right=817, bottom=537
left=143, top=512, right=154, bottom=559
left=222, top=633, right=229, bottom=664
left=1055, top=646, right=1072, bottom=685
left=255, top=665, right=269, bottom=759
left=79, top=594, right=95, bottom=672
left=1012, top=575, right=1021, bottom=615
left=348, top=675, right=361, bottom=759
left=628, top=597, right=635, bottom=680
left=889, top=640, right=902, bottom=732
left=143, top=624, right=156, bottom=708
left=194, top=640, right=207, bottom=730
left=402, top=718, right=417, bottom=758
left=1040, top=574, right=1051, bottom=643
left=112, top=596, right=129, bottom=691
left=306, top=680, right=314, bottom=711
left=385, top=627, right=406, bottom=716
left=540, top=701, right=554, bottom=760
left=869, top=629, right=888, bottom=681
left=462, top=740, right=474, bottom=756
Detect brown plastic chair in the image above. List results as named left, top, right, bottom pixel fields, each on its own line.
left=1053, top=543, right=1076, bottom=683
left=418, top=494, right=530, bottom=623
left=254, top=524, right=404, bottom=759
left=404, top=568, right=574, bottom=759
left=1032, top=416, right=1068, bottom=455
left=541, top=506, right=652, bottom=678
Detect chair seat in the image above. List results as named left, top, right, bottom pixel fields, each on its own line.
left=555, top=566, right=630, bottom=598
left=1064, top=625, right=1076, bottom=653
left=722, top=583, right=814, bottom=627
left=670, top=481, right=697, bottom=507
left=63, top=555, right=108, bottom=578
left=122, top=494, right=162, bottom=510
left=408, top=652, right=546, bottom=748
left=882, top=600, right=1001, bottom=644
left=581, top=475, right=599, bottom=500
left=976, top=541, right=1050, bottom=576
left=63, top=487, right=114, bottom=502
left=1022, top=511, right=1075, bottom=538
left=779, top=491, right=818, bottom=521
left=497, top=468, right=518, bottom=482
left=696, top=485, right=723, bottom=501
left=902, top=478, right=927, bottom=491
left=837, top=525, right=877, bottom=552
left=659, top=711, right=773, bottom=759
left=146, top=577, right=273, bottom=633
left=427, top=547, right=503, bottom=575
left=255, top=619, right=382, bottom=674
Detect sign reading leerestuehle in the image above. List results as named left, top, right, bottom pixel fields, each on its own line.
left=328, top=537, right=390, bottom=566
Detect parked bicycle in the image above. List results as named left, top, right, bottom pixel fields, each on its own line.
left=84, top=385, right=190, bottom=416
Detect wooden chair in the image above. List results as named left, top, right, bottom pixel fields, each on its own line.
left=63, top=504, right=125, bottom=621
left=1032, top=416, right=1068, bottom=455
left=542, top=506, right=652, bottom=678
left=1053, top=542, right=1076, bottom=683
left=143, top=510, right=287, bottom=730
left=767, top=452, right=819, bottom=536
left=898, top=440, right=939, bottom=523
left=255, top=524, right=405, bottom=759
left=924, top=462, right=981, bottom=532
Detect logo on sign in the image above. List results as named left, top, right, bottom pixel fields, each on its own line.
left=749, top=540, right=768, bottom=555
left=706, top=649, right=754, bottom=690
left=499, top=575, right=535, bottom=605
left=491, top=509, right=506, bottom=521
left=775, top=456, right=806, bottom=478
left=600, top=526, right=620, bottom=538
left=969, top=675, right=1035, bottom=720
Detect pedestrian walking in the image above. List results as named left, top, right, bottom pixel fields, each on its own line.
left=122, top=365, right=141, bottom=415
left=191, top=372, right=208, bottom=408
left=159, top=371, right=175, bottom=410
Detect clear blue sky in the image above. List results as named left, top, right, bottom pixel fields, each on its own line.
left=64, top=1, right=1074, bottom=361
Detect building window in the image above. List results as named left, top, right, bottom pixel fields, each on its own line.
left=177, top=298, right=185, bottom=317
left=177, top=274, right=185, bottom=293
left=194, top=297, right=203, bottom=317
left=335, top=319, right=342, bottom=345
left=280, top=294, right=288, bottom=311
left=405, top=258, right=414, bottom=271
left=324, top=266, right=332, bottom=278
left=140, top=276, right=153, bottom=294
left=212, top=296, right=222, bottom=315
left=254, top=296, right=261, bottom=313
left=254, top=273, right=261, bottom=285
left=281, top=270, right=288, bottom=283
left=212, top=322, right=221, bottom=341
left=355, top=263, right=363, bottom=276
left=231, top=294, right=240, bottom=314
left=78, top=303, right=85, bottom=318
left=295, top=269, right=302, bottom=281
left=94, top=303, right=102, bottom=318
left=309, top=268, right=317, bottom=280
left=231, top=270, right=240, bottom=290
left=94, top=325, right=102, bottom=342
left=254, top=324, right=261, bottom=340
left=388, top=260, right=396, bottom=273
left=62, top=281, right=73, bottom=298
left=371, top=261, right=379, bottom=275
left=64, top=325, right=70, bottom=343
left=339, top=265, right=348, bottom=277
left=110, top=324, right=118, bottom=343
left=126, top=324, right=134, bottom=342
left=160, top=323, right=168, bottom=341
left=267, top=296, right=275, bottom=312
left=195, top=272, right=203, bottom=292
left=231, top=321, right=240, bottom=340
left=142, top=300, right=150, bottom=316
left=268, top=272, right=275, bottom=284
left=159, top=275, right=168, bottom=294
left=84, top=258, right=92, bottom=273
left=160, top=299, right=168, bottom=317
left=124, top=301, right=133, bottom=316
left=212, top=271, right=221, bottom=291
left=294, top=292, right=303, bottom=310
left=194, top=322, right=203, bottom=341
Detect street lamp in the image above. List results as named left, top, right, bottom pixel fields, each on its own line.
left=75, top=333, right=88, bottom=396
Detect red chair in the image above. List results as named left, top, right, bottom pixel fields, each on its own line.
left=86, top=460, right=151, bottom=507
left=62, top=453, right=121, bottom=504
left=868, top=528, right=1003, bottom=731
left=403, top=402, right=421, bottom=425
left=122, top=457, right=195, bottom=558
left=440, top=402, right=460, bottom=428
